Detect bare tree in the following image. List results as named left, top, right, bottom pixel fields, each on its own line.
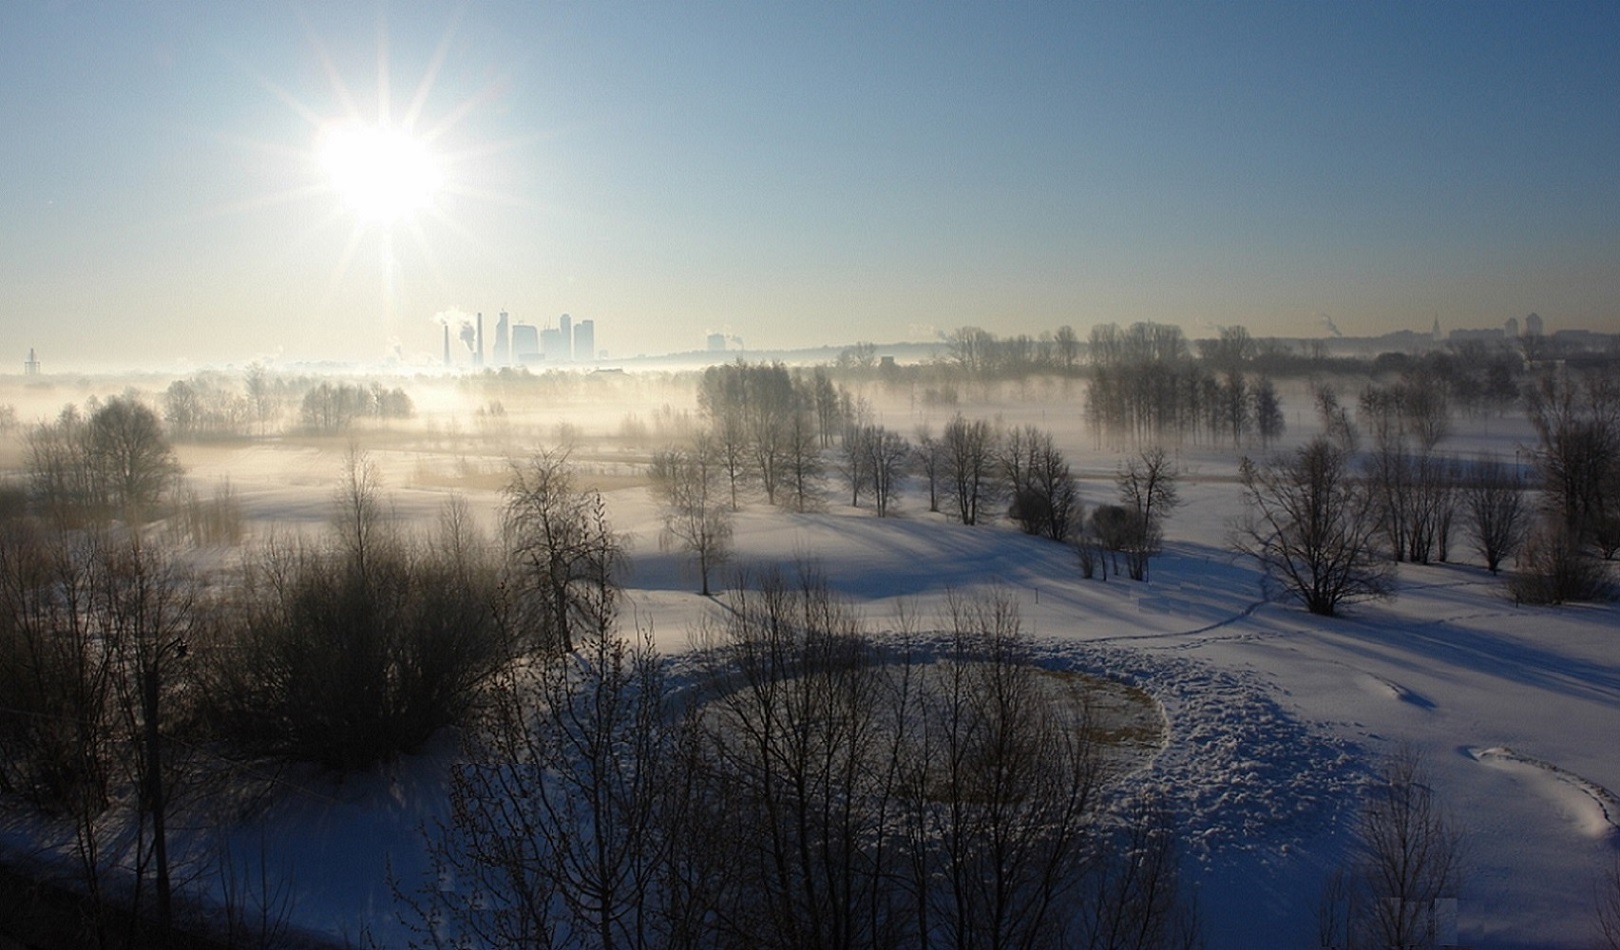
left=1526, top=368, right=1620, bottom=549
left=0, top=519, right=120, bottom=936
left=26, top=398, right=178, bottom=524
left=1252, top=375, right=1285, bottom=449
left=712, top=412, right=750, bottom=510
left=1117, top=446, right=1181, bottom=582
left=744, top=364, right=798, bottom=506
left=87, top=396, right=179, bottom=519
left=95, top=531, right=200, bottom=932
left=1234, top=438, right=1393, bottom=616
left=1596, top=859, right=1620, bottom=950
left=868, top=425, right=911, bottom=518
left=810, top=367, right=847, bottom=448
left=504, top=447, right=625, bottom=653
left=943, top=413, right=997, bottom=525
left=1315, top=384, right=1359, bottom=453
left=913, top=424, right=944, bottom=513
left=1003, top=426, right=1081, bottom=542
left=210, top=472, right=509, bottom=768
left=1508, top=521, right=1613, bottom=605
left=840, top=423, right=875, bottom=509
left=1461, top=453, right=1530, bottom=573
left=1219, top=369, right=1249, bottom=448
left=681, top=566, right=899, bottom=949
left=1319, top=749, right=1464, bottom=950
left=782, top=405, right=824, bottom=513
left=413, top=605, right=672, bottom=950
left=244, top=362, right=278, bottom=435
left=1054, top=324, right=1081, bottom=371
left=912, top=589, right=1105, bottom=950
left=648, top=440, right=733, bottom=596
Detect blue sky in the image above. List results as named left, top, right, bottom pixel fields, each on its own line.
left=2, top=1, right=1616, bottom=369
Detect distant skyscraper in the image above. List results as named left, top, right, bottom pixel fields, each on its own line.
left=495, top=311, right=510, bottom=367
left=541, top=326, right=564, bottom=361
left=1504, top=316, right=1519, bottom=338
left=475, top=312, right=485, bottom=368
left=558, top=314, right=573, bottom=361
left=512, top=324, right=540, bottom=362
left=574, top=319, right=595, bottom=363
left=24, top=347, right=39, bottom=375
left=1524, top=312, right=1543, bottom=337
left=707, top=333, right=727, bottom=352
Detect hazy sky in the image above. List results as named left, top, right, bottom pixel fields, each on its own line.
left=2, top=1, right=1617, bottom=370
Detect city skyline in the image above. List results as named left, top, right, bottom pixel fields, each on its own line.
left=2, top=2, right=1617, bottom=371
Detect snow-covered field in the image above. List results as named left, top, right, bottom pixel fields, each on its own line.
left=4, top=377, right=1617, bottom=948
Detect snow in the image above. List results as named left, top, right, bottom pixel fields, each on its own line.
left=3, top=387, right=1618, bottom=948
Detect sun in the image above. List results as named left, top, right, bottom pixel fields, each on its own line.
left=317, top=120, right=443, bottom=226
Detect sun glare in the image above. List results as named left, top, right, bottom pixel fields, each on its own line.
left=318, top=122, right=442, bottom=225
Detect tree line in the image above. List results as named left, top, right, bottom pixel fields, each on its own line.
left=1232, top=364, right=1618, bottom=615
left=654, top=363, right=1192, bottom=594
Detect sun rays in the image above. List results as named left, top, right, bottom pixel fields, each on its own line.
left=201, top=8, right=518, bottom=338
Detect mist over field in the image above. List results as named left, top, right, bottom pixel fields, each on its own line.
left=2, top=327, right=1619, bottom=948
left=4, top=1, right=1619, bottom=946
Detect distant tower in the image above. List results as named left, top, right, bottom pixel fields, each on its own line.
left=1524, top=312, right=1544, bottom=337
left=574, top=319, right=595, bottom=363
left=1504, top=316, right=1520, bottom=338
left=495, top=311, right=510, bottom=367
left=1431, top=315, right=1442, bottom=343
left=24, top=347, right=39, bottom=376
left=559, top=314, right=573, bottom=361
left=475, top=312, right=485, bottom=368
left=442, top=325, right=451, bottom=367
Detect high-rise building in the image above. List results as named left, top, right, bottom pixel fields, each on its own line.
left=512, top=324, right=541, bottom=363
left=24, top=347, right=39, bottom=375
left=495, top=311, right=510, bottom=367
left=558, top=314, right=573, bottom=361
left=475, top=312, right=485, bottom=368
left=1504, top=316, right=1519, bottom=338
left=1524, top=312, right=1544, bottom=337
left=574, top=319, right=595, bottom=363
left=707, top=333, right=727, bottom=352
left=541, top=326, right=564, bottom=361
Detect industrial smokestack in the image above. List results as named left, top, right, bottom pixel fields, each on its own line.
left=476, top=312, right=484, bottom=368
left=443, top=325, right=450, bottom=367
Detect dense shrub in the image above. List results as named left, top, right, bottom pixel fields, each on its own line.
left=1509, top=523, right=1614, bottom=606
left=207, top=500, right=510, bottom=769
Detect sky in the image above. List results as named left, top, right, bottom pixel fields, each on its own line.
left=1, top=1, right=1617, bottom=371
